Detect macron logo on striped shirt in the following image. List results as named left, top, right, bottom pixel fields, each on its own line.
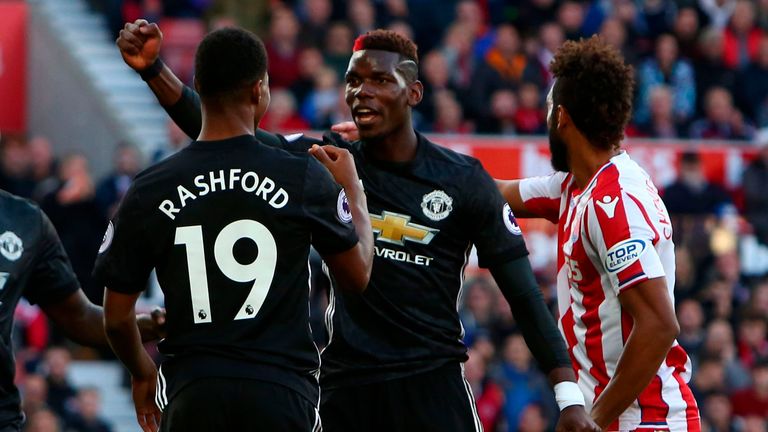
left=596, top=195, right=619, bottom=219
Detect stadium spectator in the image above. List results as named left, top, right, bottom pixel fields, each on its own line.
left=736, top=35, right=768, bottom=126
left=518, top=403, right=550, bottom=432
left=736, top=313, right=768, bottom=368
left=689, top=86, right=755, bottom=139
left=40, top=154, right=106, bottom=305
left=63, top=387, right=113, bottom=432
left=0, top=135, right=34, bottom=199
left=22, top=374, right=50, bottom=419
left=260, top=89, right=310, bottom=133
left=454, top=0, right=492, bottom=57
left=513, top=83, right=546, bottom=135
left=702, top=392, right=740, bottom=432
left=265, top=7, right=301, bottom=89
left=599, top=16, right=637, bottom=67
left=297, top=0, right=332, bottom=48
left=94, top=143, right=141, bottom=219
left=731, top=359, right=768, bottom=417
left=477, top=89, right=518, bottom=134
left=494, top=334, right=554, bottom=432
left=743, top=142, right=768, bottom=246
left=743, top=416, right=768, bottom=432
left=677, top=299, right=707, bottom=362
left=690, top=355, right=729, bottom=400
left=27, top=136, right=57, bottom=202
left=323, top=21, right=355, bottom=81
left=510, top=0, right=559, bottom=35
left=537, top=22, right=564, bottom=86
left=557, top=1, right=585, bottom=41
left=385, top=19, right=414, bottom=41
left=697, top=0, right=738, bottom=30
left=348, top=0, right=376, bottom=36
left=674, top=7, right=703, bottom=60
left=42, top=348, right=76, bottom=420
left=25, top=408, right=61, bottom=432
left=723, top=0, right=764, bottom=70
left=635, top=33, right=697, bottom=126
left=439, top=24, right=476, bottom=92
left=459, top=278, right=497, bottom=343
left=431, top=90, right=472, bottom=134
left=418, top=49, right=459, bottom=125
left=630, top=85, right=683, bottom=138
left=694, top=27, right=738, bottom=116
left=300, top=66, right=340, bottom=129
left=290, top=47, right=326, bottom=107
left=470, top=25, right=544, bottom=127
left=152, top=120, right=190, bottom=163
left=701, top=320, right=752, bottom=391
left=663, top=151, right=732, bottom=215
left=465, top=350, right=504, bottom=432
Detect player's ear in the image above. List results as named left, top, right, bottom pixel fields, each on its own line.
left=407, top=80, right=424, bottom=107
left=557, top=105, right=570, bottom=130
left=250, top=79, right=263, bottom=105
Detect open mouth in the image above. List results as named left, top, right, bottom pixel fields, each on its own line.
left=353, top=107, right=380, bottom=125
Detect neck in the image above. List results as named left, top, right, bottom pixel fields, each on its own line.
left=198, top=103, right=256, bottom=141
left=569, top=138, right=621, bottom=189
left=364, top=119, right=418, bottom=162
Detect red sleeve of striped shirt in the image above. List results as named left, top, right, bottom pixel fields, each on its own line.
left=586, top=190, right=666, bottom=295
left=518, top=173, right=568, bottom=223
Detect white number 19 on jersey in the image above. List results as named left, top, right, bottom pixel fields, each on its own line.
left=175, top=219, right=277, bottom=324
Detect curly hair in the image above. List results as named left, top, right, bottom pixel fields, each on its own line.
left=353, top=29, right=419, bottom=64
left=550, top=36, right=634, bottom=150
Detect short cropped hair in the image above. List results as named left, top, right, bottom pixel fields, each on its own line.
left=194, top=27, right=268, bottom=99
left=353, top=29, right=419, bottom=64
left=550, top=36, right=634, bottom=150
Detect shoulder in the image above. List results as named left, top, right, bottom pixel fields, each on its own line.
left=420, top=136, right=478, bottom=171
left=0, top=189, right=44, bottom=224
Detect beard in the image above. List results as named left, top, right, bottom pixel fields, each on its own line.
left=548, top=119, right=569, bottom=172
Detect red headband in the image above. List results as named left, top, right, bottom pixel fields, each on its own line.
left=352, top=35, right=366, bottom=52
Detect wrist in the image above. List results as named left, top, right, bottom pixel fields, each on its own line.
left=554, top=381, right=585, bottom=411
left=138, top=58, right=164, bottom=81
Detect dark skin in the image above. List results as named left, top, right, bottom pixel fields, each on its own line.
left=497, top=85, right=681, bottom=429
left=116, top=21, right=596, bottom=432
left=344, top=48, right=597, bottom=432
left=108, top=25, right=373, bottom=432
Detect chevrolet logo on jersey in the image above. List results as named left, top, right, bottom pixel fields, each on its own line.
left=370, top=211, right=439, bottom=246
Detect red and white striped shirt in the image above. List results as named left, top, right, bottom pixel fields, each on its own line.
left=519, top=152, right=700, bottom=432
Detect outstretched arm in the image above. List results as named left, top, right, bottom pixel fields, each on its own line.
left=490, top=258, right=600, bottom=432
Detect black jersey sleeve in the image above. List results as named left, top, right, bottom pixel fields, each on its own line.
left=92, top=186, right=153, bottom=294
left=467, top=161, right=528, bottom=268
left=166, top=86, right=203, bottom=140
left=24, top=210, right=80, bottom=306
left=302, top=158, right=359, bottom=256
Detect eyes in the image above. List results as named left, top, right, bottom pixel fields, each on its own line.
left=345, top=76, right=393, bottom=86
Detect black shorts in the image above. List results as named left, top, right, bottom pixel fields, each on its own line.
left=160, top=377, right=321, bottom=432
left=320, top=362, right=481, bottom=432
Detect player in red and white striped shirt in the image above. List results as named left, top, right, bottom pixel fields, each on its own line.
left=499, top=38, right=700, bottom=432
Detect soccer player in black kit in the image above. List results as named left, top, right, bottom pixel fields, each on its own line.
left=0, top=189, right=163, bottom=431
left=96, top=28, right=373, bottom=432
left=116, top=21, right=599, bottom=432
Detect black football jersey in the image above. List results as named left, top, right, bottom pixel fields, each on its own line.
left=0, top=190, right=80, bottom=425
left=93, top=135, right=358, bottom=405
left=316, top=133, right=529, bottom=389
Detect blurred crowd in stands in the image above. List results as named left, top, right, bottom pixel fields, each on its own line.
left=3, top=0, right=768, bottom=430
left=90, top=0, right=768, bottom=140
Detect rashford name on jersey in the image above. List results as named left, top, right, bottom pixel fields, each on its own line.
left=158, top=168, right=290, bottom=220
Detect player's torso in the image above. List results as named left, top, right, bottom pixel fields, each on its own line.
left=554, top=158, right=696, bottom=430
left=322, top=140, right=477, bottom=383
left=134, top=139, right=320, bottom=372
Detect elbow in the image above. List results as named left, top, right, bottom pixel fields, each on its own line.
left=338, top=269, right=370, bottom=294
left=648, top=318, right=680, bottom=346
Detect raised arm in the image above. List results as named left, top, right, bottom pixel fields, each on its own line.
left=309, top=145, right=373, bottom=293
left=117, top=19, right=202, bottom=139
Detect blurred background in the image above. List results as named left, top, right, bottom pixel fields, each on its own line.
left=1, top=0, right=768, bottom=431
